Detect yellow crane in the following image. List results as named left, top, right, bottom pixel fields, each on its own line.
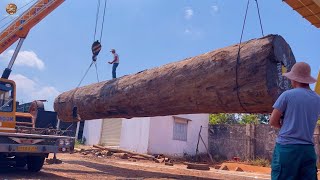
left=316, top=71, right=320, bottom=95
left=283, top=0, right=320, bottom=28
left=0, top=0, right=73, bottom=172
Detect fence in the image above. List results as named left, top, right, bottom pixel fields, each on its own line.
left=208, top=124, right=320, bottom=162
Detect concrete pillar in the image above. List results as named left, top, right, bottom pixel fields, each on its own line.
left=245, top=124, right=255, bottom=160
left=75, top=121, right=80, bottom=139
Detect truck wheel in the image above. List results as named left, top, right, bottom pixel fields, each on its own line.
left=15, top=157, right=27, bottom=168
left=27, top=156, right=45, bottom=172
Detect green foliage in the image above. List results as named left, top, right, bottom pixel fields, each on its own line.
left=209, top=113, right=237, bottom=125
left=75, top=140, right=81, bottom=148
left=209, top=113, right=270, bottom=125
left=258, top=114, right=269, bottom=124
left=75, top=137, right=86, bottom=148
left=239, top=114, right=259, bottom=125
left=249, top=158, right=270, bottom=167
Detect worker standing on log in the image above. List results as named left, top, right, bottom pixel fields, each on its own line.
left=269, top=62, right=320, bottom=180
left=108, top=49, right=119, bottom=79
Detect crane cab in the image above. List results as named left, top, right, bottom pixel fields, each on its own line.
left=0, top=78, right=16, bottom=132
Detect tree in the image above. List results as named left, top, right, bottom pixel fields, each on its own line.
left=209, top=113, right=238, bottom=125
left=239, top=114, right=259, bottom=124
left=258, top=114, right=270, bottom=124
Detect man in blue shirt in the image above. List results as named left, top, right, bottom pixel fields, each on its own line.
left=270, top=62, right=320, bottom=180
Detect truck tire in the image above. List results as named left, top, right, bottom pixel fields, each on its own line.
left=27, top=156, right=45, bottom=172
left=15, top=157, right=27, bottom=168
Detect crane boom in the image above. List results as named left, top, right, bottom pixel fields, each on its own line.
left=316, top=71, right=320, bottom=95
left=0, top=0, right=65, bottom=55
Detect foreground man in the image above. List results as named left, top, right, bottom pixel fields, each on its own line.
left=270, top=62, right=320, bottom=180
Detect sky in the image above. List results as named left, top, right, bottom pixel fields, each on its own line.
left=0, top=0, right=319, bottom=110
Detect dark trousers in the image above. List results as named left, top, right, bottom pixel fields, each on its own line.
left=112, top=63, right=119, bottom=79
left=271, top=143, right=317, bottom=180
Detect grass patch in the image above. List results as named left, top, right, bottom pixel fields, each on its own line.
left=248, top=158, right=270, bottom=167
left=75, top=138, right=86, bottom=148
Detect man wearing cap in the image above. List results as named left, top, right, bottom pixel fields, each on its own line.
left=270, top=62, right=320, bottom=180
left=108, top=49, right=119, bottom=79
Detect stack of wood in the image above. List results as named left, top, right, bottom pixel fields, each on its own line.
left=54, top=34, right=295, bottom=122
left=76, top=145, right=174, bottom=165
left=93, top=145, right=154, bottom=160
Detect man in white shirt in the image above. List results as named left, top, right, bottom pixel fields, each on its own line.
left=108, top=49, right=119, bottom=79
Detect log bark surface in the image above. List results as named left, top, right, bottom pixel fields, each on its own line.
left=54, top=34, right=296, bottom=122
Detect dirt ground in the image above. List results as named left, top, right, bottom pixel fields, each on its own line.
left=221, top=162, right=271, bottom=174
left=0, top=153, right=274, bottom=180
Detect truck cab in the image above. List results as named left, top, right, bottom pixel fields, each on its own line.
left=0, top=78, right=75, bottom=172
left=0, top=79, right=16, bottom=132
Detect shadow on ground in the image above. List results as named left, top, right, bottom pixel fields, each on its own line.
left=0, top=167, right=74, bottom=180
left=64, top=159, right=220, bottom=180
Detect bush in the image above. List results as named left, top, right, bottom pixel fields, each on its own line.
left=209, top=114, right=237, bottom=125
left=248, top=158, right=270, bottom=167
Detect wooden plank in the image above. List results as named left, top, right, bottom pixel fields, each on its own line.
left=93, top=144, right=154, bottom=159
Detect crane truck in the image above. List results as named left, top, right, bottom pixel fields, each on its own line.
left=0, top=0, right=319, bottom=173
left=0, top=0, right=73, bottom=172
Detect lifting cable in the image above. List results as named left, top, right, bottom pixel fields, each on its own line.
left=76, top=0, right=108, bottom=87
left=235, top=0, right=264, bottom=113
left=93, top=0, right=101, bottom=42
left=71, top=0, right=108, bottom=119
left=91, top=0, right=108, bottom=83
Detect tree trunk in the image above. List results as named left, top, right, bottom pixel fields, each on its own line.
left=54, top=34, right=295, bottom=122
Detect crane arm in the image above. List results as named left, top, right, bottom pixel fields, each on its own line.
left=0, top=0, right=65, bottom=55
left=315, top=71, right=320, bottom=95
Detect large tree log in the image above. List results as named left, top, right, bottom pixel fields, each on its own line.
left=54, top=34, right=295, bottom=122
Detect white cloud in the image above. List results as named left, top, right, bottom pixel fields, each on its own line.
left=183, top=27, right=204, bottom=39
left=10, top=74, right=36, bottom=94
left=184, top=7, right=194, bottom=20
left=32, top=86, right=60, bottom=100
left=0, top=50, right=45, bottom=70
left=211, top=5, right=219, bottom=14
left=10, top=74, right=59, bottom=110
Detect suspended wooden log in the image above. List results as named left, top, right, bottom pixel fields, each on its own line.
left=54, top=34, right=296, bottom=122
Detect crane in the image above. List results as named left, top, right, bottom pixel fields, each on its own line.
left=0, top=0, right=107, bottom=132
left=0, top=0, right=65, bottom=79
left=283, top=0, right=320, bottom=29
left=0, top=0, right=66, bottom=132
left=0, top=0, right=109, bottom=170
left=316, top=71, right=320, bottom=95
left=0, top=0, right=76, bottom=172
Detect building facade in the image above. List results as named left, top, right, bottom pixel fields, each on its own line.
left=82, top=114, right=209, bottom=157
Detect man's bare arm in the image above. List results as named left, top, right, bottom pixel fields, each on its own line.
left=270, top=109, right=282, bottom=128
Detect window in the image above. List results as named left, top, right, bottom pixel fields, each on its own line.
left=0, top=82, right=13, bottom=112
left=173, top=117, right=188, bottom=141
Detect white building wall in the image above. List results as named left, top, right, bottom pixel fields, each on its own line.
left=82, top=119, right=103, bottom=145
left=119, top=117, right=151, bottom=154
left=148, top=114, right=209, bottom=157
